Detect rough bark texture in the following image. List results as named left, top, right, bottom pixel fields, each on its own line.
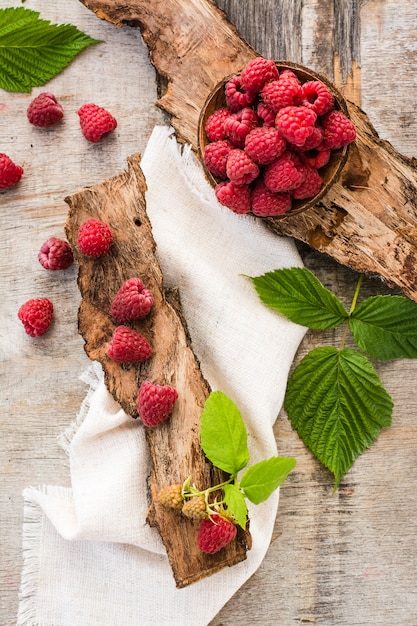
left=79, top=0, right=417, bottom=301
left=64, top=155, right=249, bottom=587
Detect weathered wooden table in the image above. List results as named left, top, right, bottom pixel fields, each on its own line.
left=1, top=1, right=416, bottom=624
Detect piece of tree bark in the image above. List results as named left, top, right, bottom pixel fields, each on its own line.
left=64, top=154, right=249, bottom=587
left=79, top=0, right=417, bottom=301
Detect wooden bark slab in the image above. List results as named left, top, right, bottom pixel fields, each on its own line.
left=79, top=0, right=417, bottom=301
left=64, top=154, right=249, bottom=587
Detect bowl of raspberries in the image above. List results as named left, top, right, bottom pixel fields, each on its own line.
left=198, top=57, right=356, bottom=219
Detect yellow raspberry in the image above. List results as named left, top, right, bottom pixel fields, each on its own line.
left=157, top=484, right=184, bottom=510
left=182, top=496, right=208, bottom=520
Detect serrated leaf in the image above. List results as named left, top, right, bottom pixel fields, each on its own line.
left=248, top=267, right=348, bottom=329
left=0, top=7, right=101, bottom=92
left=200, top=391, right=250, bottom=476
left=222, top=484, right=248, bottom=529
left=349, top=295, right=417, bottom=360
left=240, top=456, right=296, bottom=504
left=284, top=347, right=393, bottom=487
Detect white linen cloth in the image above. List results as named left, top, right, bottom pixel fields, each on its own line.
left=17, top=125, right=306, bottom=626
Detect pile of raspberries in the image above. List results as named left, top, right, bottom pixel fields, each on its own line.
left=202, top=57, right=356, bottom=217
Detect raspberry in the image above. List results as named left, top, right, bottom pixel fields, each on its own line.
left=205, top=107, right=230, bottom=141
left=300, top=146, right=331, bottom=169
left=137, top=380, right=178, bottom=427
left=197, top=513, right=237, bottom=554
left=298, top=81, right=334, bottom=116
left=322, top=109, right=356, bottom=149
left=157, top=484, right=184, bottom=510
left=256, top=102, right=276, bottom=127
left=224, top=107, right=259, bottom=148
left=77, top=218, right=114, bottom=257
left=224, top=75, right=256, bottom=112
left=38, top=237, right=74, bottom=271
left=297, top=125, right=323, bottom=151
left=106, top=325, right=152, bottom=363
left=27, top=92, right=64, bottom=127
left=291, top=165, right=323, bottom=199
left=280, top=69, right=301, bottom=85
left=275, top=105, right=317, bottom=147
left=0, top=153, right=23, bottom=189
left=244, top=126, right=286, bottom=165
left=264, top=151, right=306, bottom=193
left=215, top=181, right=251, bottom=214
left=261, top=75, right=301, bottom=112
left=182, top=496, right=208, bottom=520
left=203, top=140, right=233, bottom=179
left=251, top=180, right=292, bottom=217
left=77, top=103, right=117, bottom=142
left=18, top=298, right=53, bottom=337
left=226, top=148, right=259, bottom=185
left=240, top=57, right=279, bottom=93
left=111, top=277, right=154, bottom=323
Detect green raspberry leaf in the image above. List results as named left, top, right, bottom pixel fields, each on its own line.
left=0, top=7, right=101, bottom=92
left=223, top=484, right=248, bottom=529
left=248, top=267, right=348, bottom=329
left=349, top=295, right=417, bottom=360
left=200, top=391, right=250, bottom=476
left=240, top=456, right=296, bottom=504
left=285, top=346, right=393, bottom=488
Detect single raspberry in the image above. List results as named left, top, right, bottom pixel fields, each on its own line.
left=205, top=107, right=230, bottom=141
left=224, top=107, right=259, bottom=148
left=27, top=92, right=64, bottom=127
left=291, top=165, right=323, bottom=199
left=240, top=57, right=279, bottom=93
left=264, top=151, right=306, bottom=193
left=215, top=181, right=251, bottom=214
left=300, top=146, right=331, bottom=169
left=182, top=496, right=208, bottom=520
left=106, top=325, right=152, bottom=363
left=251, top=180, right=292, bottom=217
left=244, top=126, right=286, bottom=165
left=256, top=102, right=276, bottom=127
left=0, top=153, right=23, bottom=189
left=77, top=218, right=114, bottom=257
left=111, top=277, right=154, bottom=323
left=38, top=237, right=74, bottom=271
left=322, top=109, right=356, bottom=149
left=137, top=380, right=178, bottom=427
left=275, top=105, right=317, bottom=147
left=279, top=69, right=301, bottom=85
left=226, top=148, right=259, bottom=185
left=297, top=125, right=323, bottom=151
left=197, top=513, right=237, bottom=554
left=77, top=103, right=117, bottom=142
left=18, top=298, right=53, bottom=337
left=261, top=75, right=301, bottom=112
left=157, top=484, right=184, bottom=510
left=298, top=81, right=334, bottom=116
left=203, top=140, right=233, bottom=179
left=224, top=75, right=256, bottom=112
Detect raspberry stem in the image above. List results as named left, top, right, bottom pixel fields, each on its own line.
left=340, top=273, right=364, bottom=350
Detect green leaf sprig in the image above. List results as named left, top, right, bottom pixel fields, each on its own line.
left=0, top=7, right=101, bottom=92
left=248, top=268, right=417, bottom=488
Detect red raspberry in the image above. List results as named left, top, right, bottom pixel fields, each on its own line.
left=322, top=110, right=356, bottom=149
left=215, top=181, right=251, bottom=214
left=251, top=180, right=292, bottom=217
left=298, top=81, right=334, bottom=116
left=111, top=277, right=154, bottom=323
left=0, top=153, right=23, bottom=189
left=77, top=103, right=117, bottom=142
left=77, top=218, right=114, bottom=257
left=256, top=102, right=276, bottom=127
left=18, top=298, right=53, bottom=337
left=297, top=125, right=323, bottom=151
left=240, top=57, right=279, bottom=93
left=197, top=513, right=237, bottom=554
left=244, top=126, right=286, bottom=165
left=205, top=107, right=230, bottom=141
left=137, top=380, right=178, bottom=427
left=106, top=325, right=152, bottom=363
left=291, top=165, right=323, bottom=199
left=38, top=237, right=74, bottom=271
left=280, top=69, right=301, bottom=85
left=224, top=75, right=256, bottom=112
left=300, top=146, right=331, bottom=169
left=261, top=75, right=301, bottom=112
left=203, top=140, right=233, bottom=179
left=226, top=148, right=259, bottom=185
left=224, top=107, right=259, bottom=148
left=275, top=105, right=317, bottom=147
left=264, top=151, right=306, bottom=193
left=157, top=484, right=184, bottom=510
left=27, top=92, right=64, bottom=127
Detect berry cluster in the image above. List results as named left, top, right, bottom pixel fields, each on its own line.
left=202, top=57, right=356, bottom=217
